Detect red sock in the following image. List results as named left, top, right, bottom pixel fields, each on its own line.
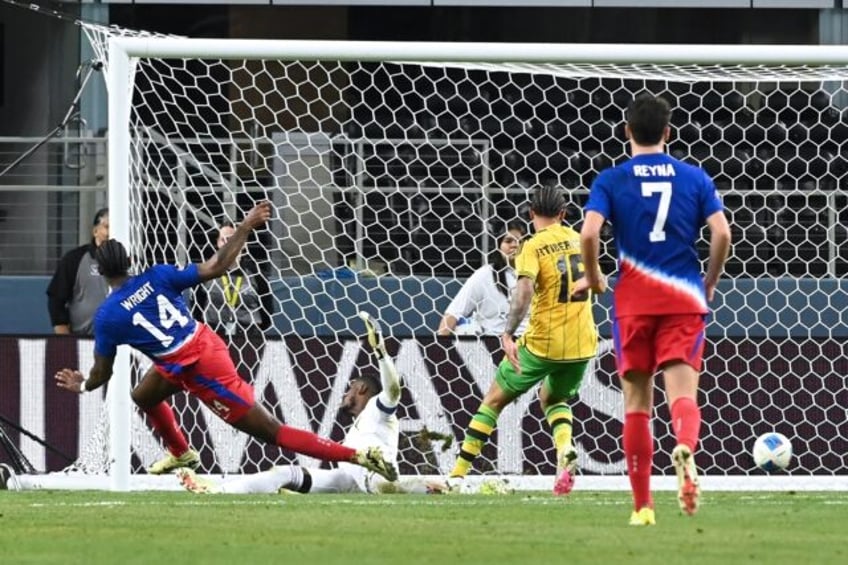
left=670, top=397, right=701, bottom=453
left=145, top=402, right=189, bottom=457
left=275, top=425, right=356, bottom=462
left=623, top=411, right=654, bottom=511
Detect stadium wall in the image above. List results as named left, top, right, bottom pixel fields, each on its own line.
left=1, top=334, right=845, bottom=476
left=0, top=276, right=844, bottom=337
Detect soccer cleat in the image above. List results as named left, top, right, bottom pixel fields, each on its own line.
left=553, top=446, right=578, bottom=496
left=478, top=477, right=513, bottom=495
left=176, top=467, right=219, bottom=494
left=147, top=448, right=200, bottom=475
left=672, top=444, right=701, bottom=516
left=442, top=476, right=474, bottom=495
left=355, top=446, right=398, bottom=482
left=628, top=507, right=657, bottom=526
left=359, top=311, right=387, bottom=360
left=0, top=463, right=20, bottom=491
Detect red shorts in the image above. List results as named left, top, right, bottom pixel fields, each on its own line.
left=155, top=323, right=255, bottom=423
left=612, top=314, right=706, bottom=377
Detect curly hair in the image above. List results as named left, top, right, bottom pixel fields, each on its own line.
left=95, top=239, right=131, bottom=278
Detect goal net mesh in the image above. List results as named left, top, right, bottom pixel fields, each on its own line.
left=78, top=24, right=848, bottom=485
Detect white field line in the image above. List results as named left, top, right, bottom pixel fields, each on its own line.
left=26, top=492, right=848, bottom=509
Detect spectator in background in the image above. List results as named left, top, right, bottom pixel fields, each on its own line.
left=199, top=221, right=269, bottom=338
left=437, top=221, right=528, bottom=337
left=46, top=208, right=110, bottom=335
left=196, top=220, right=271, bottom=381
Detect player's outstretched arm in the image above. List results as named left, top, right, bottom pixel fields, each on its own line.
left=55, top=354, right=115, bottom=394
left=359, top=311, right=401, bottom=406
left=197, top=201, right=272, bottom=283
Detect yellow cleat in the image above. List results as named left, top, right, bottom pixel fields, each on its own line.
left=672, top=444, right=701, bottom=516
left=628, top=507, right=657, bottom=526
left=356, top=446, right=398, bottom=482
left=176, top=467, right=219, bottom=494
left=147, top=448, right=200, bottom=475
left=478, top=478, right=513, bottom=495
left=359, top=311, right=387, bottom=360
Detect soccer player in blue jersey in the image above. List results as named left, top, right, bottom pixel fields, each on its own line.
left=576, top=95, right=731, bottom=525
left=54, top=202, right=396, bottom=482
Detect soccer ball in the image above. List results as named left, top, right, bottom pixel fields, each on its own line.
left=752, top=432, right=792, bottom=471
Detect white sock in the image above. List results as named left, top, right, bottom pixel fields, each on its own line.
left=307, top=468, right=359, bottom=493
left=219, top=466, right=303, bottom=494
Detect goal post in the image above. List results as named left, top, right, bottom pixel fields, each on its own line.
left=83, top=29, right=848, bottom=492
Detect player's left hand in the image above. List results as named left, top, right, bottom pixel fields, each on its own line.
left=501, top=334, right=521, bottom=374
left=55, top=368, right=84, bottom=393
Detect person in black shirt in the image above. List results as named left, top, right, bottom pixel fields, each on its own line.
left=46, top=208, right=110, bottom=335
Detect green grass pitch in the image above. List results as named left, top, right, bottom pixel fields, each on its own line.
left=0, top=490, right=844, bottom=564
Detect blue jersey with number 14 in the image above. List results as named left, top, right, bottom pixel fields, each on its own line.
left=584, top=153, right=723, bottom=317
left=93, top=264, right=201, bottom=359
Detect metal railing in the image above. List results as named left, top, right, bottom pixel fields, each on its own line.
left=0, top=136, right=107, bottom=275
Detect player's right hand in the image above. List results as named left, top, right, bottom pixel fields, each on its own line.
left=243, top=201, right=272, bottom=230
left=55, top=368, right=84, bottom=393
left=501, top=334, right=521, bottom=374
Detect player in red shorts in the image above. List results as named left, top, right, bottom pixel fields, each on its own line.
left=55, top=201, right=396, bottom=482
left=576, top=95, right=731, bottom=525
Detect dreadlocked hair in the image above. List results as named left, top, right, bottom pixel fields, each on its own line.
left=96, top=239, right=131, bottom=278
left=530, top=186, right=566, bottom=218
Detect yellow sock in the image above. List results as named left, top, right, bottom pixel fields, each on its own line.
left=449, top=404, right=499, bottom=478
left=545, top=403, right=573, bottom=454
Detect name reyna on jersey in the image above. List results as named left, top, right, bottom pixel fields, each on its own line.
left=120, top=281, right=155, bottom=311
left=633, top=163, right=676, bottom=177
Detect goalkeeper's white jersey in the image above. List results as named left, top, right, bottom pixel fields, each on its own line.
left=340, top=395, right=400, bottom=464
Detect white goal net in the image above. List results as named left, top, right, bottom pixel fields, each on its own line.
left=67, top=26, right=847, bottom=491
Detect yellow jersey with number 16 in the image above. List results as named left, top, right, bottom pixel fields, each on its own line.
left=514, top=224, right=598, bottom=361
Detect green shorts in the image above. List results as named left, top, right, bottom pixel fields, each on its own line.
left=495, top=346, right=589, bottom=401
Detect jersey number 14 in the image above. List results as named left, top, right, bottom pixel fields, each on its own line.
left=131, top=295, right=190, bottom=348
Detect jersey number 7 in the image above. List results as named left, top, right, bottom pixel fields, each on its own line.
left=641, top=181, right=672, bottom=242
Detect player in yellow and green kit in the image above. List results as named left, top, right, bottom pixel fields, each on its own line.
left=447, top=186, right=604, bottom=495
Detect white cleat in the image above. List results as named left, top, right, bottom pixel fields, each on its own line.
left=672, top=444, right=701, bottom=516
left=176, top=467, right=219, bottom=494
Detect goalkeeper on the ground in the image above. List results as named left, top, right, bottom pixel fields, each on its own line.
left=178, top=311, right=424, bottom=495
